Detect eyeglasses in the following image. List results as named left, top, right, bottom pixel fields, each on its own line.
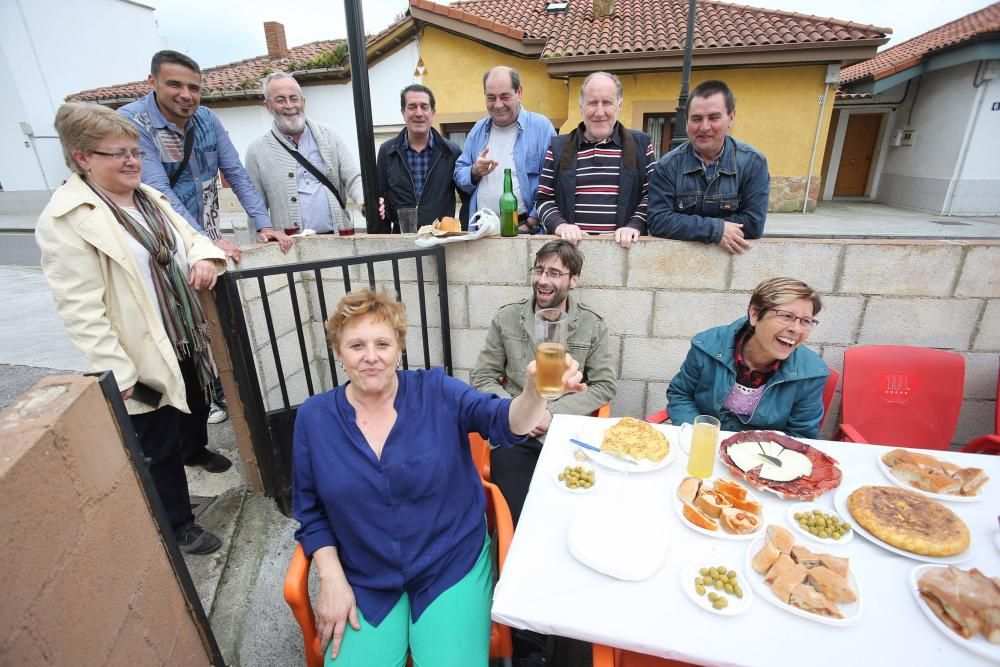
left=769, top=309, right=820, bottom=330
left=270, top=95, right=302, bottom=105
left=530, top=267, right=571, bottom=280
left=91, top=149, right=145, bottom=161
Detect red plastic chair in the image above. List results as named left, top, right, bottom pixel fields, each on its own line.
left=835, top=345, right=965, bottom=450
left=646, top=367, right=840, bottom=429
left=283, top=477, right=515, bottom=665
left=963, top=358, right=1000, bottom=455
left=471, top=403, right=611, bottom=482
left=593, top=644, right=695, bottom=667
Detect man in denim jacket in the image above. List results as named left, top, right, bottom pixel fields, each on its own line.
left=454, top=66, right=554, bottom=233
left=647, top=80, right=769, bottom=254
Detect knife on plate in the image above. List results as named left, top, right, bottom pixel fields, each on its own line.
left=569, top=438, right=640, bottom=466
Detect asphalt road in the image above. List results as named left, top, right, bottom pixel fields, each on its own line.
left=0, top=232, right=40, bottom=267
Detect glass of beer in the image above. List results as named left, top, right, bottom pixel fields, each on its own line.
left=686, top=415, right=721, bottom=478
left=534, top=308, right=568, bottom=399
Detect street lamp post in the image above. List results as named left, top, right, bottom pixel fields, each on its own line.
left=670, top=0, right=697, bottom=150
left=344, top=0, right=385, bottom=233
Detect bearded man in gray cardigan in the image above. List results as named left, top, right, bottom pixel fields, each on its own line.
left=245, top=72, right=364, bottom=234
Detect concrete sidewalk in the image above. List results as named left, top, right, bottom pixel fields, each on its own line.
left=0, top=265, right=304, bottom=666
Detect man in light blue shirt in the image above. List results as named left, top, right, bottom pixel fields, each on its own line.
left=454, top=66, right=554, bottom=233
left=119, top=50, right=290, bottom=262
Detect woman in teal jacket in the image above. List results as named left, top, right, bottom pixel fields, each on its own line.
left=667, top=277, right=829, bottom=439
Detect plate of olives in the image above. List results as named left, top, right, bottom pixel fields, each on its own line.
left=787, top=503, right=854, bottom=546
left=680, top=561, right=753, bottom=616
left=555, top=462, right=596, bottom=493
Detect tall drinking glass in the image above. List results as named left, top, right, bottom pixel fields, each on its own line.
left=686, top=415, right=721, bottom=478
left=398, top=207, right=419, bottom=237
left=534, top=308, right=568, bottom=399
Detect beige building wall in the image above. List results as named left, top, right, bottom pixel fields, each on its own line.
left=0, top=375, right=211, bottom=666
left=234, top=236, right=999, bottom=447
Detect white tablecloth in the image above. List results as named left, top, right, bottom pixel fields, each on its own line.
left=492, top=415, right=1000, bottom=667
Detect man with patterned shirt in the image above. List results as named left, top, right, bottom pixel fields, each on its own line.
left=119, top=50, right=291, bottom=263
left=376, top=84, right=465, bottom=232
left=535, top=71, right=655, bottom=248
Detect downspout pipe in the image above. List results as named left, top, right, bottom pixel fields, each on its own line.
left=942, top=65, right=988, bottom=216
left=803, top=83, right=830, bottom=214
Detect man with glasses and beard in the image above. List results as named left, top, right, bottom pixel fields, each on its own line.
left=471, top=240, right=616, bottom=524
left=245, top=72, right=365, bottom=235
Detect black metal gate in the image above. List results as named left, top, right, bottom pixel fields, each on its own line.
left=214, top=245, right=452, bottom=513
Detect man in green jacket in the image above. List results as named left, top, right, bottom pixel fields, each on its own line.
left=471, top=240, right=617, bottom=523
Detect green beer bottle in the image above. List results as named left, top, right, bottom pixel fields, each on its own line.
left=499, top=168, right=518, bottom=237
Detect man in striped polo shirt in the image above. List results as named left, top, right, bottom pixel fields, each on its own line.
left=535, top=71, right=655, bottom=248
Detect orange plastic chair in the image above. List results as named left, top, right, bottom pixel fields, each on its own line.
left=284, top=477, right=515, bottom=666
left=593, top=644, right=696, bottom=666
left=471, top=403, right=611, bottom=482
left=834, top=345, right=965, bottom=450
left=963, top=358, right=1000, bottom=455
left=645, top=367, right=840, bottom=428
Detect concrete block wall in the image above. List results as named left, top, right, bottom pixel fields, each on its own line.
left=0, top=375, right=209, bottom=665
left=234, top=236, right=1000, bottom=445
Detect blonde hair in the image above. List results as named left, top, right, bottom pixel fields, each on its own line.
left=326, top=288, right=408, bottom=352
left=54, top=102, right=139, bottom=175
left=749, top=277, right=822, bottom=317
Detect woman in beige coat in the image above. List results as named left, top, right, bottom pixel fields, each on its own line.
left=36, top=102, right=228, bottom=554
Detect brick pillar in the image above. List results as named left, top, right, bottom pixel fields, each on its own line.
left=264, top=21, right=288, bottom=59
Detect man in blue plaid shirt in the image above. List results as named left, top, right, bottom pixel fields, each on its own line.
left=376, top=85, right=465, bottom=231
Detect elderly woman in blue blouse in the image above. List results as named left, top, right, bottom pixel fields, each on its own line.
left=667, top=277, right=829, bottom=439
left=293, top=288, right=585, bottom=666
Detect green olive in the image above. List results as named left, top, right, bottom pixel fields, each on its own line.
left=714, top=580, right=724, bottom=590
left=708, top=592, right=718, bottom=602
left=696, top=585, right=706, bottom=596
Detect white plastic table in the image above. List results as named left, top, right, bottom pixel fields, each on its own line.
left=492, top=414, right=1000, bottom=666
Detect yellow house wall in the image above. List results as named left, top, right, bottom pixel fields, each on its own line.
left=418, top=26, right=569, bottom=128
left=419, top=23, right=834, bottom=210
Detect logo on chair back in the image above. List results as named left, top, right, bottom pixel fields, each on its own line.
left=876, top=371, right=920, bottom=403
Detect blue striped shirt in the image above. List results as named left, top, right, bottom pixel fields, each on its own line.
left=403, top=131, right=435, bottom=202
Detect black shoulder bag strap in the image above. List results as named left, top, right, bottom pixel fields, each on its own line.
left=169, top=127, right=195, bottom=188
left=272, top=131, right=347, bottom=211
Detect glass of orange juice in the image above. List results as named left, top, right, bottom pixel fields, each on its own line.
left=534, top=308, right=567, bottom=399
left=686, top=415, right=721, bottom=478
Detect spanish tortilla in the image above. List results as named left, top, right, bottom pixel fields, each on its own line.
left=846, top=486, right=969, bottom=557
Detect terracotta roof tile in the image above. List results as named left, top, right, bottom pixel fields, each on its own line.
left=841, top=2, right=1000, bottom=84
left=68, top=16, right=410, bottom=103
left=438, top=0, right=887, bottom=58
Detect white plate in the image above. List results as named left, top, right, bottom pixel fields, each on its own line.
left=574, top=420, right=676, bottom=473
left=567, top=503, right=668, bottom=581
left=832, top=484, right=974, bottom=564
left=787, top=502, right=855, bottom=546
left=910, top=564, right=1000, bottom=663
left=744, top=535, right=863, bottom=627
left=553, top=462, right=597, bottom=494
left=876, top=452, right=985, bottom=503
left=672, top=479, right=764, bottom=541
left=680, top=561, right=753, bottom=616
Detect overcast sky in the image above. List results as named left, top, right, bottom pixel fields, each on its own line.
left=148, top=0, right=996, bottom=69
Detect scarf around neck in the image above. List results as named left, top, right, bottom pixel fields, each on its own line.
left=86, top=179, right=215, bottom=398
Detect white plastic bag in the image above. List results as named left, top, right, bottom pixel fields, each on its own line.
left=414, top=208, right=500, bottom=247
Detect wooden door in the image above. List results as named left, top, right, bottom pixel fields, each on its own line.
left=834, top=114, right=881, bottom=196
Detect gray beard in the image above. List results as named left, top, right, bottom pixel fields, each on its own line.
left=274, top=113, right=305, bottom=135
